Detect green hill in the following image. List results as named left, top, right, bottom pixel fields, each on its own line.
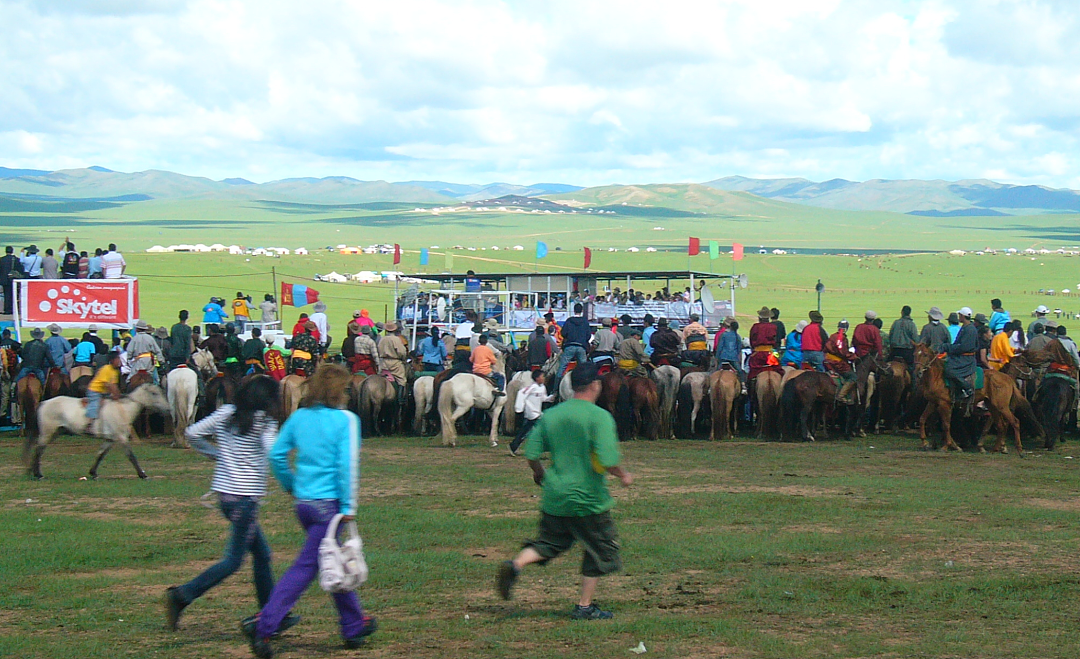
left=543, top=183, right=804, bottom=215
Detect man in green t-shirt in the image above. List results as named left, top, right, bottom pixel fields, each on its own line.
left=496, top=361, right=633, bottom=620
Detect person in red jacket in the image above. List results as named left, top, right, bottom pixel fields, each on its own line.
left=801, top=310, right=829, bottom=372
left=747, top=306, right=782, bottom=381
left=852, top=310, right=883, bottom=359
left=825, top=320, right=857, bottom=403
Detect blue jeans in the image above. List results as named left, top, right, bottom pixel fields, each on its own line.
left=803, top=350, right=825, bottom=372
left=86, top=391, right=104, bottom=419
left=556, top=345, right=587, bottom=389
left=257, top=500, right=367, bottom=640
left=16, top=367, right=45, bottom=384
left=175, top=494, right=274, bottom=607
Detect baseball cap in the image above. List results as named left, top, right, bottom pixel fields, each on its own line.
left=1036, top=305, right=1050, bottom=314
left=958, top=307, right=973, bottom=318
left=570, top=361, right=602, bottom=389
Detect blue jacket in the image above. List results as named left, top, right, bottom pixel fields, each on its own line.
left=73, top=340, right=96, bottom=364
left=45, top=335, right=72, bottom=368
left=270, top=405, right=361, bottom=515
left=418, top=336, right=446, bottom=364
left=642, top=326, right=656, bottom=356
left=716, top=330, right=742, bottom=362
left=202, top=302, right=229, bottom=323
left=561, top=315, right=592, bottom=348
left=989, top=310, right=1011, bottom=334
left=782, top=330, right=803, bottom=366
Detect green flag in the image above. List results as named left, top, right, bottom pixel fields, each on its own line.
left=444, top=251, right=454, bottom=271
left=709, top=240, right=719, bottom=260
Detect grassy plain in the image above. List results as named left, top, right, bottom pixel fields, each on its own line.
left=3, top=432, right=1080, bottom=658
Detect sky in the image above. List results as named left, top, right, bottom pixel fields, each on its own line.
left=2, top=0, right=1079, bottom=188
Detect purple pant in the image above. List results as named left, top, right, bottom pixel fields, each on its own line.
left=256, top=500, right=366, bottom=639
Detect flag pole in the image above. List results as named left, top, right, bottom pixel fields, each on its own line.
left=271, top=267, right=277, bottom=304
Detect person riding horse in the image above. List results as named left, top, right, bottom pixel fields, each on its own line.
left=945, top=307, right=979, bottom=416
left=128, top=320, right=165, bottom=385
left=617, top=329, right=649, bottom=378
left=290, top=322, right=320, bottom=376
left=747, top=307, right=782, bottom=381
left=17, top=327, right=54, bottom=386
left=824, top=320, right=857, bottom=404
left=649, top=317, right=681, bottom=367
left=682, top=313, right=710, bottom=368
left=241, top=327, right=267, bottom=374
left=378, top=322, right=409, bottom=404
left=352, top=325, right=379, bottom=375
left=591, top=318, right=619, bottom=369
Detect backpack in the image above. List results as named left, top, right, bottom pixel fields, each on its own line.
left=318, top=514, right=368, bottom=593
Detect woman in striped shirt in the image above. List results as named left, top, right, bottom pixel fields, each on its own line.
left=164, top=376, right=297, bottom=635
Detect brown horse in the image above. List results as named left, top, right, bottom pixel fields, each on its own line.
left=198, top=373, right=238, bottom=421
left=599, top=370, right=659, bottom=441
left=875, top=360, right=911, bottom=434
left=754, top=370, right=782, bottom=439
left=43, top=369, right=71, bottom=400
left=280, top=374, right=306, bottom=421
left=708, top=369, right=740, bottom=440
left=359, top=374, right=399, bottom=437
left=914, top=344, right=1042, bottom=455
left=17, top=375, right=43, bottom=437
left=779, top=371, right=836, bottom=442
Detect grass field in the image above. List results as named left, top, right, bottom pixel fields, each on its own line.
left=3, top=430, right=1080, bottom=658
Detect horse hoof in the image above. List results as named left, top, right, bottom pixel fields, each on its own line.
left=138, top=472, right=148, bottom=479
left=89, top=474, right=98, bottom=480
left=979, top=447, right=986, bottom=454
left=490, top=441, right=498, bottom=448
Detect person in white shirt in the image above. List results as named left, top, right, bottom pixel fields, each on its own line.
left=101, top=243, right=126, bottom=278
left=309, top=301, right=330, bottom=351
left=510, top=370, right=554, bottom=455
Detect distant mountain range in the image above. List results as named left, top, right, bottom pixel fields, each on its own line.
left=1, top=166, right=1078, bottom=216
left=704, top=176, right=1080, bottom=215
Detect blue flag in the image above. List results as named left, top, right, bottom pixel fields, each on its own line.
left=420, top=248, right=429, bottom=265
left=536, top=241, right=548, bottom=259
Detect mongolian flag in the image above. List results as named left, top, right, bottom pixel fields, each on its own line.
left=732, top=242, right=744, bottom=261
left=420, top=248, right=429, bottom=265
left=536, top=241, right=548, bottom=259
left=393, top=244, right=402, bottom=265
left=583, top=247, right=592, bottom=269
left=709, top=240, right=719, bottom=260
left=281, top=282, right=320, bottom=307
left=688, top=237, right=700, bottom=256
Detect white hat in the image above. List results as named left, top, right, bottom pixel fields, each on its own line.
left=1036, top=305, right=1049, bottom=314
left=957, top=307, right=973, bottom=318
left=794, top=320, right=808, bottom=333
left=864, top=310, right=878, bottom=320
left=87, top=324, right=98, bottom=332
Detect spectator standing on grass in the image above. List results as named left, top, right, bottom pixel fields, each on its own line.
left=87, top=248, right=104, bottom=278
left=41, top=249, right=60, bottom=280
left=101, top=243, right=126, bottom=278
left=243, top=365, right=376, bottom=658
left=497, top=362, right=632, bottom=620
left=20, top=245, right=43, bottom=279
left=164, top=377, right=297, bottom=635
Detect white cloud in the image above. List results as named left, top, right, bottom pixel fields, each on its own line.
left=0, top=0, right=1078, bottom=187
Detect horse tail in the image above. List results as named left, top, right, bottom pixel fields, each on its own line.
left=437, top=375, right=457, bottom=444
left=758, top=373, right=779, bottom=439
left=615, top=382, right=634, bottom=441
left=779, top=377, right=801, bottom=441
left=675, top=379, right=693, bottom=438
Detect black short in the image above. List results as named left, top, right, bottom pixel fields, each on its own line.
left=525, top=511, right=621, bottom=577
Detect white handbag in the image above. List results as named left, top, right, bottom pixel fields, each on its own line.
left=318, top=514, right=369, bottom=593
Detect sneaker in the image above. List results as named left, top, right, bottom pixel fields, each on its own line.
left=241, top=617, right=274, bottom=659
left=570, top=603, right=614, bottom=620
left=496, top=560, right=519, bottom=600
left=163, top=587, right=187, bottom=631
left=241, top=613, right=301, bottom=639
left=344, top=616, right=378, bottom=649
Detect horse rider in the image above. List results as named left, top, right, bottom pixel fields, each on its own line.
left=45, top=324, right=73, bottom=376
left=223, top=323, right=245, bottom=377
left=555, top=303, right=592, bottom=388
left=919, top=306, right=951, bottom=353
left=989, top=299, right=1011, bottom=334
left=748, top=307, right=781, bottom=384
left=888, top=306, right=919, bottom=367
left=1056, top=325, right=1080, bottom=367
left=682, top=313, right=710, bottom=368
left=1029, top=305, right=1049, bottom=340
left=126, top=320, right=165, bottom=385
left=590, top=317, right=619, bottom=369
left=649, top=317, right=681, bottom=367
left=85, top=324, right=109, bottom=364
left=852, top=311, right=883, bottom=360
left=715, top=319, right=744, bottom=386
left=801, top=311, right=828, bottom=372
left=1027, top=322, right=1053, bottom=352
left=263, top=337, right=288, bottom=381
left=479, top=318, right=509, bottom=355
left=527, top=323, right=551, bottom=372
left=617, top=328, right=649, bottom=378
left=200, top=325, right=228, bottom=363
left=824, top=320, right=857, bottom=404
left=945, top=307, right=979, bottom=416
left=85, top=350, right=123, bottom=434
left=471, top=333, right=505, bottom=394
left=352, top=325, right=379, bottom=375
left=452, top=310, right=478, bottom=373
left=770, top=308, right=786, bottom=351
left=378, top=322, right=409, bottom=404
left=17, top=327, right=55, bottom=386
left=242, top=327, right=267, bottom=374
left=781, top=320, right=806, bottom=369
left=168, top=310, right=194, bottom=371
left=988, top=320, right=1016, bottom=370
left=309, top=301, right=330, bottom=355
left=642, top=314, right=657, bottom=358
left=290, top=322, right=320, bottom=376
left=416, top=326, right=447, bottom=373
left=544, top=312, right=562, bottom=346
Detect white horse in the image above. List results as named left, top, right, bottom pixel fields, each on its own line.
left=651, top=365, right=681, bottom=439
left=26, top=384, right=170, bottom=480
left=677, top=371, right=712, bottom=438
left=437, top=373, right=506, bottom=447
left=412, top=375, right=435, bottom=436
left=166, top=368, right=198, bottom=448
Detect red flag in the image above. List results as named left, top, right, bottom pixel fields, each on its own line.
left=688, top=237, right=700, bottom=256
left=583, top=247, right=592, bottom=269
left=732, top=242, right=744, bottom=261
left=393, top=244, right=401, bottom=265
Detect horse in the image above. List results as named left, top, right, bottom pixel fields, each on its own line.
left=914, top=344, right=1041, bottom=455
left=600, top=370, right=659, bottom=441
left=280, top=374, right=306, bottom=421
left=502, top=370, right=533, bottom=435
left=27, top=384, right=170, bottom=480
left=437, top=372, right=506, bottom=447
left=875, top=359, right=911, bottom=434
left=125, top=370, right=156, bottom=438
left=199, top=374, right=238, bottom=421
left=675, top=371, right=711, bottom=439
left=166, top=366, right=199, bottom=448
left=359, top=374, right=399, bottom=437
left=779, top=371, right=836, bottom=442
left=347, top=372, right=367, bottom=419
left=69, top=365, right=94, bottom=383
left=1032, top=374, right=1075, bottom=451
left=707, top=369, right=740, bottom=441
left=17, top=375, right=42, bottom=438
left=754, top=370, right=782, bottom=439
left=651, top=365, right=680, bottom=439
left=412, top=375, right=435, bottom=436
left=43, top=369, right=71, bottom=400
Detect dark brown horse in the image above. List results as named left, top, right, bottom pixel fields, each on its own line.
left=198, top=373, right=238, bottom=421
left=875, top=360, right=911, bottom=434
left=599, top=370, right=659, bottom=441
left=779, top=371, right=836, bottom=442
left=17, top=375, right=42, bottom=437
left=43, top=369, right=71, bottom=400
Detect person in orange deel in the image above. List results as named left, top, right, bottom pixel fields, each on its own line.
left=471, top=334, right=504, bottom=393
left=988, top=324, right=1015, bottom=370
